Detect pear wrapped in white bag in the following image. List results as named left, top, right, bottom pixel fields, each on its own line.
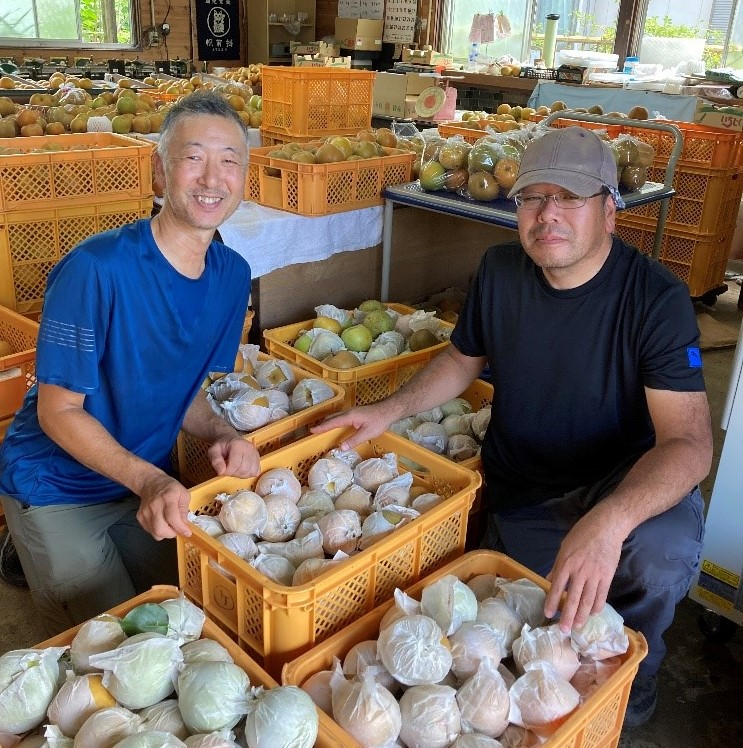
left=219, top=389, right=272, bottom=431
left=407, top=422, right=448, bottom=455
left=69, top=615, right=127, bottom=674
left=497, top=579, right=547, bottom=629
left=398, top=684, right=461, bottom=748
left=379, top=588, right=421, bottom=631
left=373, top=473, right=414, bottom=509
left=177, top=661, right=251, bottom=734
left=290, top=378, right=335, bottom=412
left=330, top=662, right=401, bottom=748
left=73, top=706, right=143, bottom=748
left=476, top=597, right=523, bottom=655
left=88, top=633, right=183, bottom=710
left=46, top=673, right=116, bottom=737
left=513, top=624, right=580, bottom=681
left=353, top=453, right=399, bottom=493
left=343, top=640, right=398, bottom=696
left=297, top=488, right=336, bottom=519
left=450, top=621, right=507, bottom=682
left=181, top=638, right=234, bottom=666
left=307, top=457, right=354, bottom=499
left=301, top=667, right=334, bottom=715
left=456, top=658, right=509, bottom=737
left=377, top=614, right=452, bottom=686
left=184, top=729, right=241, bottom=747
left=256, top=528, right=325, bottom=568
left=254, top=468, right=302, bottom=504
left=250, top=553, right=296, bottom=586
left=508, top=660, right=580, bottom=737
left=217, top=490, right=268, bottom=536
left=570, top=604, right=629, bottom=660
left=112, top=731, right=186, bottom=747
left=450, top=736, right=504, bottom=748
left=41, top=725, right=73, bottom=748
left=324, top=447, right=362, bottom=468
left=254, top=359, right=295, bottom=393
left=138, top=698, right=189, bottom=739
left=0, top=647, right=68, bottom=735
left=243, top=685, right=318, bottom=748
left=420, top=574, right=478, bottom=636
left=160, top=595, right=206, bottom=645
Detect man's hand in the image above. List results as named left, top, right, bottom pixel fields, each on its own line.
left=209, top=437, right=261, bottom=478
left=310, top=404, right=393, bottom=451
left=544, top=510, right=625, bottom=632
left=137, top=473, right=193, bottom=541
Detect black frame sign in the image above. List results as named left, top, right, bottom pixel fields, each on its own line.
left=196, top=0, right=240, bottom=61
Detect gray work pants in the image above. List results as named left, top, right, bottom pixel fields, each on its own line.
left=1, top=494, right=178, bottom=637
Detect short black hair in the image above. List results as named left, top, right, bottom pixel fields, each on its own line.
left=158, top=89, right=248, bottom=160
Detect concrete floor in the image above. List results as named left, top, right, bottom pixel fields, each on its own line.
left=1, top=276, right=742, bottom=747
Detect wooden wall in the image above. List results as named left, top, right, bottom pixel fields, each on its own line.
left=1, top=0, right=437, bottom=69
left=0, top=0, right=243, bottom=68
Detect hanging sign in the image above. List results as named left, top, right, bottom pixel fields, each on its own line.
left=384, top=0, right=417, bottom=44
left=195, top=0, right=240, bottom=61
left=338, top=0, right=384, bottom=19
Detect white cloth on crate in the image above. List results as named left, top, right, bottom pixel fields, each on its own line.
left=218, top=202, right=383, bottom=278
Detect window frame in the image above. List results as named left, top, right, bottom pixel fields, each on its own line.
left=0, top=0, right=141, bottom=51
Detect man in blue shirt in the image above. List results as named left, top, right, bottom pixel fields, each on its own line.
left=314, top=128, right=713, bottom=728
left=0, top=90, right=259, bottom=634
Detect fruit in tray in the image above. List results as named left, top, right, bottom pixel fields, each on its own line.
left=264, top=128, right=421, bottom=167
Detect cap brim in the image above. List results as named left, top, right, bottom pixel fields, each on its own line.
left=507, top=169, right=607, bottom=199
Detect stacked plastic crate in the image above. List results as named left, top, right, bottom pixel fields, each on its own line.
left=0, top=132, right=154, bottom=317
left=612, top=122, right=743, bottom=300
left=251, top=66, right=414, bottom=215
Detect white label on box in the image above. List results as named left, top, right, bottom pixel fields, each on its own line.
left=339, top=0, right=384, bottom=20
left=384, top=0, right=417, bottom=43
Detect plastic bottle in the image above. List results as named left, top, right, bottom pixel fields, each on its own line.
left=468, top=43, right=479, bottom=71
left=623, top=56, right=639, bottom=77
left=543, top=14, right=560, bottom=68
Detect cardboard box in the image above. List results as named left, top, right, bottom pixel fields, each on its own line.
left=335, top=18, right=384, bottom=52
left=402, top=46, right=454, bottom=67
left=372, top=71, right=433, bottom=118
left=694, top=102, right=743, bottom=132
left=293, top=54, right=352, bottom=68
left=290, top=41, right=341, bottom=57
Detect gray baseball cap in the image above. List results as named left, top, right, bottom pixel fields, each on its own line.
left=507, top=126, right=618, bottom=199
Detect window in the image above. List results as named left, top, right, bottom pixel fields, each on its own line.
left=1, top=0, right=134, bottom=47
left=440, top=0, right=619, bottom=64
left=441, top=0, right=743, bottom=69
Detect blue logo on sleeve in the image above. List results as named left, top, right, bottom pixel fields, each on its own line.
left=687, top=347, right=702, bottom=368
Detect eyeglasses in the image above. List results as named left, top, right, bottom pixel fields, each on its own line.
left=514, top=190, right=606, bottom=210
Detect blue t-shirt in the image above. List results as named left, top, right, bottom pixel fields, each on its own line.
left=451, top=237, right=705, bottom=509
left=0, top=219, right=251, bottom=505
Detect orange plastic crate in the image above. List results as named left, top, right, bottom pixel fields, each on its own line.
left=437, top=121, right=498, bottom=144
left=529, top=116, right=743, bottom=170
left=260, top=66, right=374, bottom=136
left=0, top=305, right=39, bottom=420
left=282, top=550, right=648, bottom=748
left=0, top=198, right=153, bottom=315
left=0, top=132, right=154, bottom=212
left=244, top=144, right=414, bottom=215
left=263, top=303, right=453, bottom=407
left=37, top=585, right=350, bottom=748
left=259, top=127, right=324, bottom=148
left=178, top=427, right=480, bottom=677
left=618, top=165, right=743, bottom=235
left=614, top=217, right=734, bottom=297
left=619, top=120, right=743, bottom=170
left=176, top=352, right=346, bottom=487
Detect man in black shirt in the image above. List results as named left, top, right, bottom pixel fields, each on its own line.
left=315, top=127, right=712, bottom=728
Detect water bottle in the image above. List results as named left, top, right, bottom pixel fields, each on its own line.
left=468, top=43, right=479, bottom=71
left=623, top=56, right=639, bottom=77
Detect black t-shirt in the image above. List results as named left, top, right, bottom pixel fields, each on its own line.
left=451, top=237, right=706, bottom=509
